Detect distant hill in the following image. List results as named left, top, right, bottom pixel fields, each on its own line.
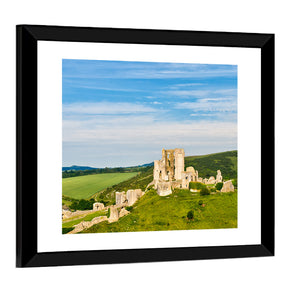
left=62, top=162, right=154, bottom=178
left=62, top=165, right=97, bottom=171
left=136, top=162, right=154, bottom=167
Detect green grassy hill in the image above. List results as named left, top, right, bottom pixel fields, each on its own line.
left=185, top=150, right=237, bottom=180
left=62, top=172, right=138, bottom=199
left=81, top=189, right=237, bottom=234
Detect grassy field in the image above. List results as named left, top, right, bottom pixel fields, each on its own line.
left=62, top=172, right=138, bottom=199
left=81, top=189, right=237, bottom=234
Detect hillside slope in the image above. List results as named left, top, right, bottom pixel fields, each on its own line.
left=81, top=189, right=237, bottom=234
left=185, top=150, right=237, bottom=180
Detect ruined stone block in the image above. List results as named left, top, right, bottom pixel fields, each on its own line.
left=93, top=202, right=105, bottom=211
left=221, top=180, right=235, bottom=193
left=108, top=207, right=119, bottom=223
left=216, top=170, right=223, bottom=183
left=115, top=191, right=126, bottom=205
left=119, top=208, right=130, bottom=218
left=157, top=181, right=172, bottom=196
left=207, top=176, right=216, bottom=184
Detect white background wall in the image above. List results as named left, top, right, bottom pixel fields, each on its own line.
left=0, top=1, right=299, bottom=299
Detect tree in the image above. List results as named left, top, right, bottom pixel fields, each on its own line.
left=215, top=182, right=223, bottom=191
left=187, top=210, right=194, bottom=220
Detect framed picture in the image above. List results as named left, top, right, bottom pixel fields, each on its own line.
left=16, top=25, right=274, bottom=267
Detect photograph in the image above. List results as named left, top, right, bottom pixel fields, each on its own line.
left=61, top=59, right=238, bottom=235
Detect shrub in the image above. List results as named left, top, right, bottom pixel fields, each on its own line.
left=107, top=208, right=111, bottom=218
left=69, top=198, right=95, bottom=211
left=215, top=182, right=223, bottom=191
left=99, top=199, right=108, bottom=206
left=187, top=210, right=194, bottom=220
left=189, top=182, right=206, bottom=190
left=200, top=187, right=210, bottom=196
left=232, top=179, right=238, bottom=188
left=126, top=206, right=133, bottom=212
left=198, top=200, right=203, bottom=206
left=62, top=227, right=74, bottom=234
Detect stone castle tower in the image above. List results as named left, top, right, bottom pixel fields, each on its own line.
left=153, top=148, right=185, bottom=183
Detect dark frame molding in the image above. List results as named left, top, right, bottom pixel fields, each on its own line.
left=16, top=25, right=274, bottom=267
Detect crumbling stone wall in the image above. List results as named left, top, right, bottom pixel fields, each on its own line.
left=115, top=191, right=126, bottom=205
left=62, top=209, right=94, bottom=220
left=108, top=207, right=119, bottom=223
left=93, top=202, right=105, bottom=211
left=221, top=180, right=235, bottom=193
left=216, top=170, right=222, bottom=183
left=67, top=216, right=108, bottom=234
left=114, top=189, right=143, bottom=206
left=157, top=181, right=172, bottom=196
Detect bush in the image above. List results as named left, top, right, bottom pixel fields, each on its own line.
left=125, top=206, right=133, bottom=212
left=187, top=210, right=194, bottom=220
left=69, top=198, right=95, bottom=211
left=215, top=182, right=223, bottom=191
left=200, top=187, right=210, bottom=196
left=189, top=182, right=206, bottom=190
left=198, top=200, right=203, bottom=206
left=107, top=208, right=111, bottom=218
left=232, top=179, right=238, bottom=188
left=62, top=227, right=74, bottom=234
left=99, top=199, right=108, bottom=206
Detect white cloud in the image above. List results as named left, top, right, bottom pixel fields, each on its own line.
left=63, top=116, right=237, bottom=144
left=63, top=112, right=237, bottom=167
left=162, top=88, right=237, bottom=98
left=175, top=98, right=236, bottom=112
left=162, top=90, right=209, bottom=97
left=63, top=102, right=157, bottom=115
left=170, top=83, right=205, bottom=89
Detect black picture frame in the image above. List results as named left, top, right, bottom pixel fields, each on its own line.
left=16, top=25, right=274, bottom=268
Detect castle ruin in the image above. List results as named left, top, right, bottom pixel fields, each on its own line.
left=153, top=148, right=199, bottom=196
left=152, top=148, right=229, bottom=196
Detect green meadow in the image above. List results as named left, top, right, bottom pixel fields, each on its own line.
left=62, top=172, right=138, bottom=199
left=81, top=189, right=237, bottom=234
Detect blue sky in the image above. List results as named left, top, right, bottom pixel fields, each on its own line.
left=62, top=59, right=237, bottom=167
